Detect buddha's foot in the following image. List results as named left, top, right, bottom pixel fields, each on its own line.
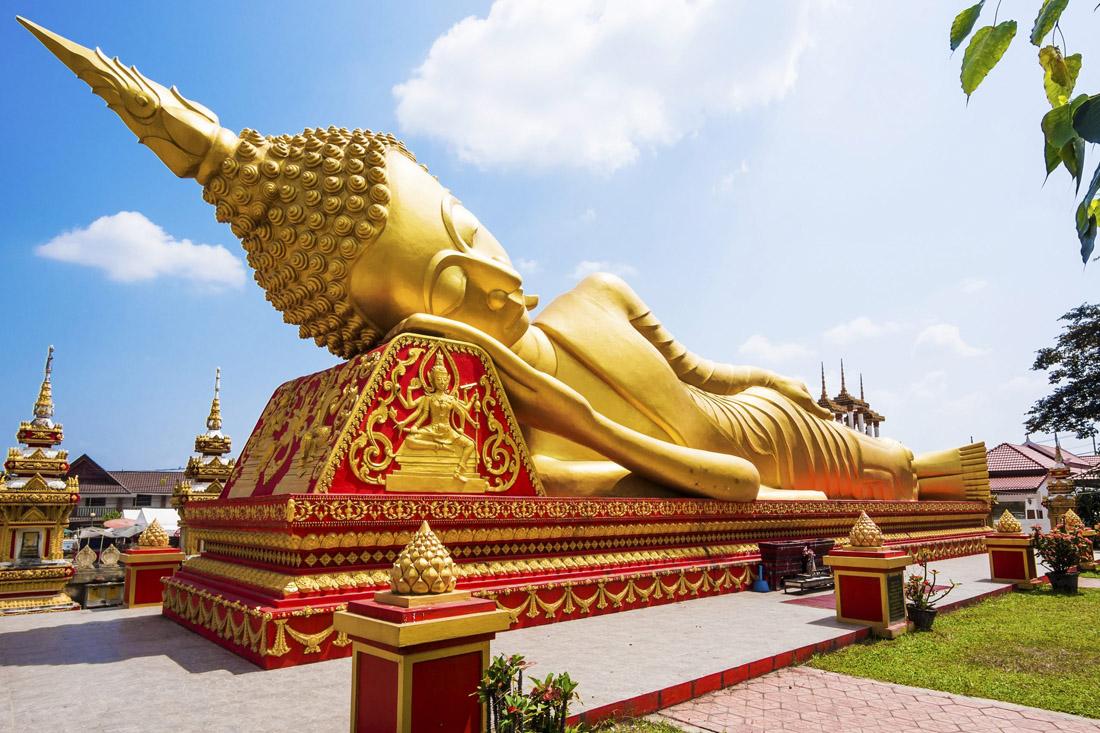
left=914, top=442, right=988, bottom=501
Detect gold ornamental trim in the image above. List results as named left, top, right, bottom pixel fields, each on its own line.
left=477, top=564, right=754, bottom=625
left=162, top=579, right=352, bottom=658
left=0, top=592, right=76, bottom=612
left=187, top=495, right=989, bottom=527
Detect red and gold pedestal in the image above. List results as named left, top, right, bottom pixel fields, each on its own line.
left=122, top=547, right=185, bottom=608
left=824, top=547, right=912, bottom=639
left=334, top=590, right=510, bottom=733
left=984, top=533, right=1040, bottom=589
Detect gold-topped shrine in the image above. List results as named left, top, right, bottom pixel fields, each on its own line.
left=0, top=347, right=80, bottom=614
left=172, top=368, right=233, bottom=556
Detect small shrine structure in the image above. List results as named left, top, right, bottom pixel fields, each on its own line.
left=0, top=347, right=80, bottom=614
left=171, top=368, right=233, bottom=556
left=818, top=362, right=885, bottom=437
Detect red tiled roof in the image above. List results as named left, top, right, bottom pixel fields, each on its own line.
left=989, top=475, right=1045, bottom=493
left=67, top=454, right=184, bottom=496
left=108, top=470, right=184, bottom=495
left=986, top=442, right=1093, bottom=474
left=76, top=480, right=132, bottom=496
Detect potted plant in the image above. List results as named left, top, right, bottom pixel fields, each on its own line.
left=904, top=549, right=960, bottom=631
left=475, top=653, right=583, bottom=733
left=1032, top=523, right=1092, bottom=592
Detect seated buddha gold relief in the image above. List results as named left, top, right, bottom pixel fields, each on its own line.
left=22, top=18, right=987, bottom=504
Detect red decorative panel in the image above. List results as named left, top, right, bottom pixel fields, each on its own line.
left=991, top=549, right=1026, bottom=580
left=410, top=652, right=482, bottom=733
left=225, top=335, right=540, bottom=499
left=838, top=574, right=882, bottom=623
left=356, top=652, right=399, bottom=733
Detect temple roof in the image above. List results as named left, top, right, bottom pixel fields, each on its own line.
left=68, top=454, right=183, bottom=496
left=986, top=441, right=1092, bottom=474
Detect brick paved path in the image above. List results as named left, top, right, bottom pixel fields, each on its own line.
left=650, top=667, right=1100, bottom=732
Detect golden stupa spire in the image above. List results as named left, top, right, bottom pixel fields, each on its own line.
left=206, top=367, right=222, bottom=431
left=820, top=362, right=828, bottom=400
left=17, top=16, right=237, bottom=183
left=839, top=359, right=849, bottom=396
left=32, top=345, right=55, bottom=424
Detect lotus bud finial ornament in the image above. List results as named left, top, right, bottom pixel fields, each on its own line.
left=848, top=511, right=884, bottom=547
left=995, top=509, right=1022, bottom=534
left=389, top=521, right=457, bottom=594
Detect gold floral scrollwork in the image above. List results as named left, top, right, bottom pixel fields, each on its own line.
left=478, top=375, right=519, bottom=492
left=348, top=350, right=423, bottom=483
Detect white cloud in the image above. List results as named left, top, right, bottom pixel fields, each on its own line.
left=957, top=277, right=989, bottom=294
left=823, top=316, right=903, bottom=344
left=569, top=260, right=638, bottom=280
left=394, top=0, right=814, bottom=172
left=35, top=212, right=245, bottom=290
left=910, top=370, right=947, bottom=399
left=914, top=324, right=986, bottom=357
left=713, top=159, right=750, bottom=194
left=738, top=334, right=811, bottom=362
left=580, top=208, right=597, bottom=223
left=514, top=258, right=542, bottom=275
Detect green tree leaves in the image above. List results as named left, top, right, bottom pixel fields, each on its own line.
left=1073, top=95, right=1100, bottom=143
left=951, top=2, right=985, bottom=51
left=1026, top=303, right=1100, bottom=440
left=1031, top=0, right=1069, bottom=45
left=1039, top=46, right=1082, bottom=106
left=961, top=21, right=1017, bottom=98
left=950, top=2, right=1098, bottom=263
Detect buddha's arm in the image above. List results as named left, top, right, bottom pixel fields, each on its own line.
left=573, top=274, right=833, bottom=420
left=385, top=314, right=762, bottom=502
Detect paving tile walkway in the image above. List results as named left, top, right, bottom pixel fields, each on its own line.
left=650, top=667, right=1100, bottom=732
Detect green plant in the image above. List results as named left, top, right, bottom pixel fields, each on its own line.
left=475, top=654, right=584, bottom=733
left=1032, top=523, right=1092, bottom=573
left=101, top=510, right=121, bottom=521
left=903, top=548, right=960, bottom=611
left=948, top=2, right=1100, bottom=262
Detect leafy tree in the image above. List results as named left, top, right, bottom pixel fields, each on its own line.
left=1025, top=303, right=1100, bottom=439
left=950, top=1, right=1100, bottom=263
left=101, top=509, right=121, bottom=521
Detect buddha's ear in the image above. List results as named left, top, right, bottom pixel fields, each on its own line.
left=429, top=264, right=468, bottom=317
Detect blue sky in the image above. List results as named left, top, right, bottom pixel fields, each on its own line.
left=1, top=1, right=1096, bottom=469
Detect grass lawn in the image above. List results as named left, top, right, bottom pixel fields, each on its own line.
left=806, top=587, right=1100, bottom=718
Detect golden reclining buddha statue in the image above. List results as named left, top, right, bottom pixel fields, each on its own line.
left=21, top=18, right=987, bottom=504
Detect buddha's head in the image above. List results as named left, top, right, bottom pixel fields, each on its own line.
left=21, top=19, right=536, bottom=360
left=197, top=126, right=536, bottom=359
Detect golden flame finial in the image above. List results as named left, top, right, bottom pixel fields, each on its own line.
left=1062, top=509, right=1084, bottom=530
left=389, top=521, right=457, bottom=594
left=17, top=16, right=237, bottom=183
left=32, top=345, right=54, bottom=422
left=849, top=510, right=884, bottom=547
left=138, top=518, right=170, bottom=547
left=995, top=509, right=1022, bottom=534
left=206, top=367, right=222, bottom=431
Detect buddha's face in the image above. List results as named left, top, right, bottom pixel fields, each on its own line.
left=348, top=152, right=536, bottom=348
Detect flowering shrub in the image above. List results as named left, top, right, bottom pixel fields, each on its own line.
left=475, top=653, right=583, bottom=733
left=904, top=548, right=960, bottom=611
left=1032, top=524, right=1093, bottom=574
